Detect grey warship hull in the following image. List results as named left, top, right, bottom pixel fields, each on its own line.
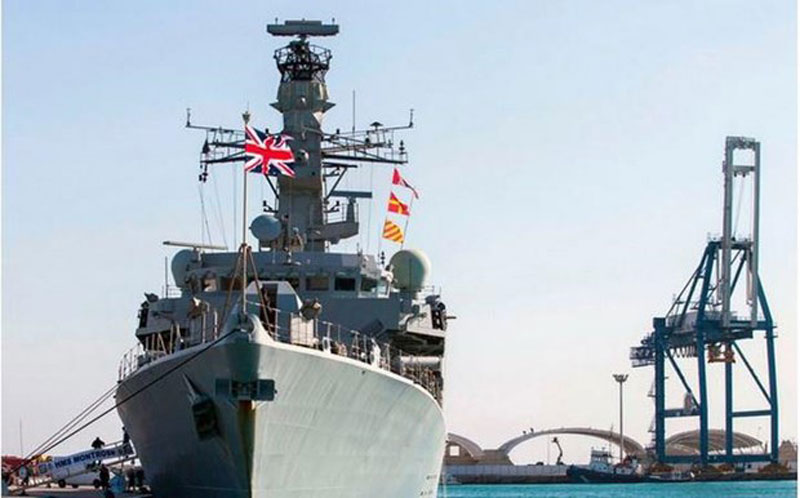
left=117, top=334, right=444, bottom=497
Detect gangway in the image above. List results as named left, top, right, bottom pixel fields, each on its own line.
left=8, top=440, right=136, bottom=494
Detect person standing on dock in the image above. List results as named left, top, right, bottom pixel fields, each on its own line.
left=99, top=464, right=110, bottom=490
left=17, top=464, right=29, bottom=487
left=135, top=467, right=144, bottom=491
left=126, top=466, right=135, bottom=492
left=122, top=427, right=132, bottom=455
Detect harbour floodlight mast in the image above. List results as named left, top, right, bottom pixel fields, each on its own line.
left=613, top=374, right=628, bottom=462
left=630, top=137, right=778, bottom=466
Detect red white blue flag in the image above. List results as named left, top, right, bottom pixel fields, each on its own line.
left=244, top=125, right=296, bottom=178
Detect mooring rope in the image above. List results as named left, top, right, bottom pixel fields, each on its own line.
left=8, top=247, right=250, bottom=479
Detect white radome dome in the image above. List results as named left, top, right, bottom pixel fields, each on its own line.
left=389, top=249, right=431, bottom=291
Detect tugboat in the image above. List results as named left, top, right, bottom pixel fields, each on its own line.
left=567, top=449, right=644, bottom=483
left=115, top=20, right=451, bottom=497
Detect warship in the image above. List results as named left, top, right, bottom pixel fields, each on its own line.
left=115, top=20, right=451, bottom=497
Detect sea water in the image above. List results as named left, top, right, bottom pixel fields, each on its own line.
left=439, top=480, right=796, bottom=497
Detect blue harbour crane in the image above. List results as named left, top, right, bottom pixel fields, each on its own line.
left=630, top=137, right=778, bottom=466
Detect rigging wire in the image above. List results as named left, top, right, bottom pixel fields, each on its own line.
left=200, top=182, right=205, bottom=246
left=400, top=195, right=415, bottom=249
left=209, top=166, right=229, bottom=249
left=9, top=247, right=253, bottom=475
left=198, top=183, right=214, bottom=246
left=366, top=166, right=374, bottom=255
left=11, top=324, right=241, bottom=476
left=21, top=385, right=117, bottom=462
left=232, top=165, right=238, bottom=247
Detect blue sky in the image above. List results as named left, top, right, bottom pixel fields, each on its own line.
left=2, top=0, right=796, bottom=462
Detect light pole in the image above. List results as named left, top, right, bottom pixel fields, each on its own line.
left=613, top=373, right=629, bottom=462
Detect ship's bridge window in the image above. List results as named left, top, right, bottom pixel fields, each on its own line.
left=286, top=276, right=301, bottom=290
left=334, top=275, right=356, bottom=291
left=219, top=276, right=254, bottom=291
left=264, top=273, right=300, bottom=291
left=306, top=275, right=329, bottom=291
left=360, top=277, right=377, bottom=293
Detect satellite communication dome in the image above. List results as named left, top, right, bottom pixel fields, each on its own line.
left=250, top=215, right=282, bottom=244
left=171, top=249, right=195, bottom=288
left=389, top=249, right=431, bottom=291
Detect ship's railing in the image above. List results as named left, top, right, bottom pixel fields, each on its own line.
left=118, top=303, right=442, bottom=402
left=323, top=202, right=357, bottom=224
left=118, top=320, right=190, bottom=381
left=118, top=344, right=143, bottom=381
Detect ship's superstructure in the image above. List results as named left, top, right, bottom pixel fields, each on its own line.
left=115, top=20, right=450, bottom=497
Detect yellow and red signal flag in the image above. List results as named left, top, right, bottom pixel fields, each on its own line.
left=392, top=168, right=419, bottom=199
left=387, top=192, right=410, bottom=216
left=382, top=219, right=405, bottom=243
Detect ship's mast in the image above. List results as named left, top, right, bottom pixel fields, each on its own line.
left=191, top=20, right=412, bottom=253
left=268, top=20, right=339, bottom=251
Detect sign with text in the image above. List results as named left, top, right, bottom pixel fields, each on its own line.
left=37, top=444, right=132, bottom=476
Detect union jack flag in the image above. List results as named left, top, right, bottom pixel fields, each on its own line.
left=244, top=125, right=296, bottom=178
